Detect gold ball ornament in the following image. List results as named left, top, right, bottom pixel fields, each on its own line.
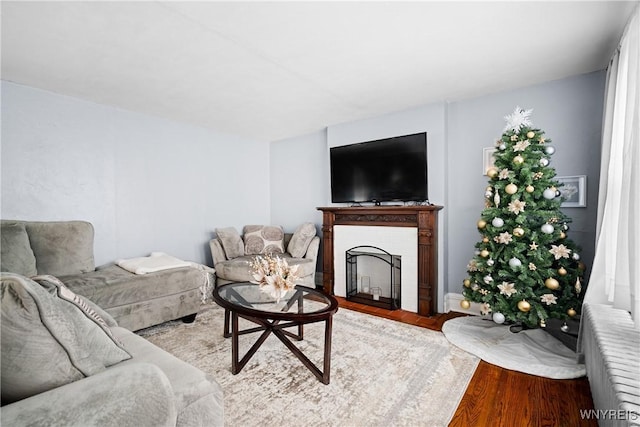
left=545, top=277, right=560, bottom=290
left=460, top=300, right=471, bottom=310
left=517, top=300, right=531, bottom=312
left=579, top=262, right=586, bottom=271
left=567, top=308, right=577, bottom=317
left=480, top=249, right=490, bottom=258
left=558, top=267, right=567, bottom=276
left=477, top=220, right=487, bottom=229
left=526, top=185, right=535, bottom=193
left=463, top=279, right=471, bottom=287
left=505, top=183, right=518, bottom=195
left=482, top=237, right=489, bottom=243
left=513, top=155, right=524, bottom=165
left=560, top=231, right=566, bottom=239
left=486, top=167, right=498, bottom=178
left=527, top=131, right=535, bottom=139
left=513, top=227, right=524, bottom=237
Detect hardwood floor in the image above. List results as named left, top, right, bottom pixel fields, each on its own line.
left=336, top=297, right=596, bottom=427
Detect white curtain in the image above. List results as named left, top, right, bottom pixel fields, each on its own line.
left=586, top=4, right=640, bottom=329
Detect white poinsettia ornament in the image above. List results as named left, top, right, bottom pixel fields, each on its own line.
left=549, top=244, right=572, bottom=260
left=540, top=294, right=558, bottom=305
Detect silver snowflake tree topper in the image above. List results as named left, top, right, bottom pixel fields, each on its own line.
left=503, top=106, right=533, bottom=132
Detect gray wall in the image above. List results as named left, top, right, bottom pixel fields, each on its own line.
left=1, top=81, right=271, bottom=266
left=269, top=71, right=605, bottom=302
left=446, top=71, right=604, bottom=295
left=2, top=71, right=604, bottom=304
left=270, top=129, right=328, bottom=231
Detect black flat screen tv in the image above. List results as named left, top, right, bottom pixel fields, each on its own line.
left=330, top=132, right=428, bottom=204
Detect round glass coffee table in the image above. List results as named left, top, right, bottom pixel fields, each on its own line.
left=213, top=282, right=339, bottom=384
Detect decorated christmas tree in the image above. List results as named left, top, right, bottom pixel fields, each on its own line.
left=461, top=107, right=585, bottom=329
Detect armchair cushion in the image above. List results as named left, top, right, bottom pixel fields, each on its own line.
left=215, top=254, right=315, bottom=283
left=243, top=225, right=284, bottom=255
left=0, top=222, right=37, bottom=276
left=287, top=222, right=317, bottom=258
left=1, top=273, right=131, bottom=404
left=215, top=227, right=244, bottom=259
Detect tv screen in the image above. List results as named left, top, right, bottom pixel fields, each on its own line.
left=330, top=132, right=428, bottom=204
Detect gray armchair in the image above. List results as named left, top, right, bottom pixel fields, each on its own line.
left=209, top=224, right=320, bottom=288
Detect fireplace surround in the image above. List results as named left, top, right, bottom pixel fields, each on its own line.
left=317, top=205, right=442, bottom=316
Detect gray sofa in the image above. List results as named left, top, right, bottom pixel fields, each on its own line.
left=1, top=272, right=224, bottom=426
left=210, top=223, right=319, bottom=287
left=1, top=220, right=209, bottom=331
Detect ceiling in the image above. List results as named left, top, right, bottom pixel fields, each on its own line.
left=1, top=1, right=636, bottom=141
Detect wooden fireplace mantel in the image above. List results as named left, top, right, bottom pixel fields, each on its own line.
left=317, top=205, right=443, bottom=316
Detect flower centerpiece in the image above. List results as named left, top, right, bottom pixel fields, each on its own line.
left=250, top=253, right=300, bottom=301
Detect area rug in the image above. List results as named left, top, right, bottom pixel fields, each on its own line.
left=442, top=316, right=585, bottom=379
left=138, top=304, right=479, bottom=427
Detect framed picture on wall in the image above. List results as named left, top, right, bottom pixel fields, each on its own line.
left=482, top=147, right=497, bottom=175
left=556, top=175, right=587, bottom=207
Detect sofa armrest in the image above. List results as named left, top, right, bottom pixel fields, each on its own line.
left=1, top=363, right=177, bottom=427
left=209, top=239, right=228, bottom=266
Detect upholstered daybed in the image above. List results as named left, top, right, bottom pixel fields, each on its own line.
left=0, top=220, right=211, bottom=331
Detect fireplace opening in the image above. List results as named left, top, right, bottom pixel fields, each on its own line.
left=345, top=245, right=401, bottom=310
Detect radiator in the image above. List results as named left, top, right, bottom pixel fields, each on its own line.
left=581, top=303, right=640, bottom=426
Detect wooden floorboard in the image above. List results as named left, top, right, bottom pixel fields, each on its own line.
left=336, top=297, right=596, bottom=427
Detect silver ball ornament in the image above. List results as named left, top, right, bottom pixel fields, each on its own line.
left=572, top=252, right=580, bottom=261
left=493, top=312, right=506, bottom=324
left=543, top=188, right=556, bottom=199
left=541, top=223, right=554, bottom=234
left=499, top=143, right=506, bottom=150
left=492, top=217, right=504, bottom=228
left=508, top=257, right=522, bottom=270
left=544, top=146, right=556, bottom=155
left=540, top=158, right=550, bottom=167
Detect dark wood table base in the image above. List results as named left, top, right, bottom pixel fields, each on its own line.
left=223, top=308, right=334, bottom=384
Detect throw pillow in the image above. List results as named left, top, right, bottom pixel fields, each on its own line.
left=24, top=221, right=95, bottom=276
left=33, top=275, right=126, bottom=347
left=287, top=223, right=317, bottom=258
left=0, top=222, right=37, bottom=276
left=215, top=227, right=245, bottom=259
left=243, top=225, right=284, bottom=255
left=0, top=272, right=131, bottom=404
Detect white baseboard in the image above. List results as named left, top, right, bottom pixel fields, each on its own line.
left=444, top=292, right=482, bottom=316
left=316, top=278, right=483, bottom=318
